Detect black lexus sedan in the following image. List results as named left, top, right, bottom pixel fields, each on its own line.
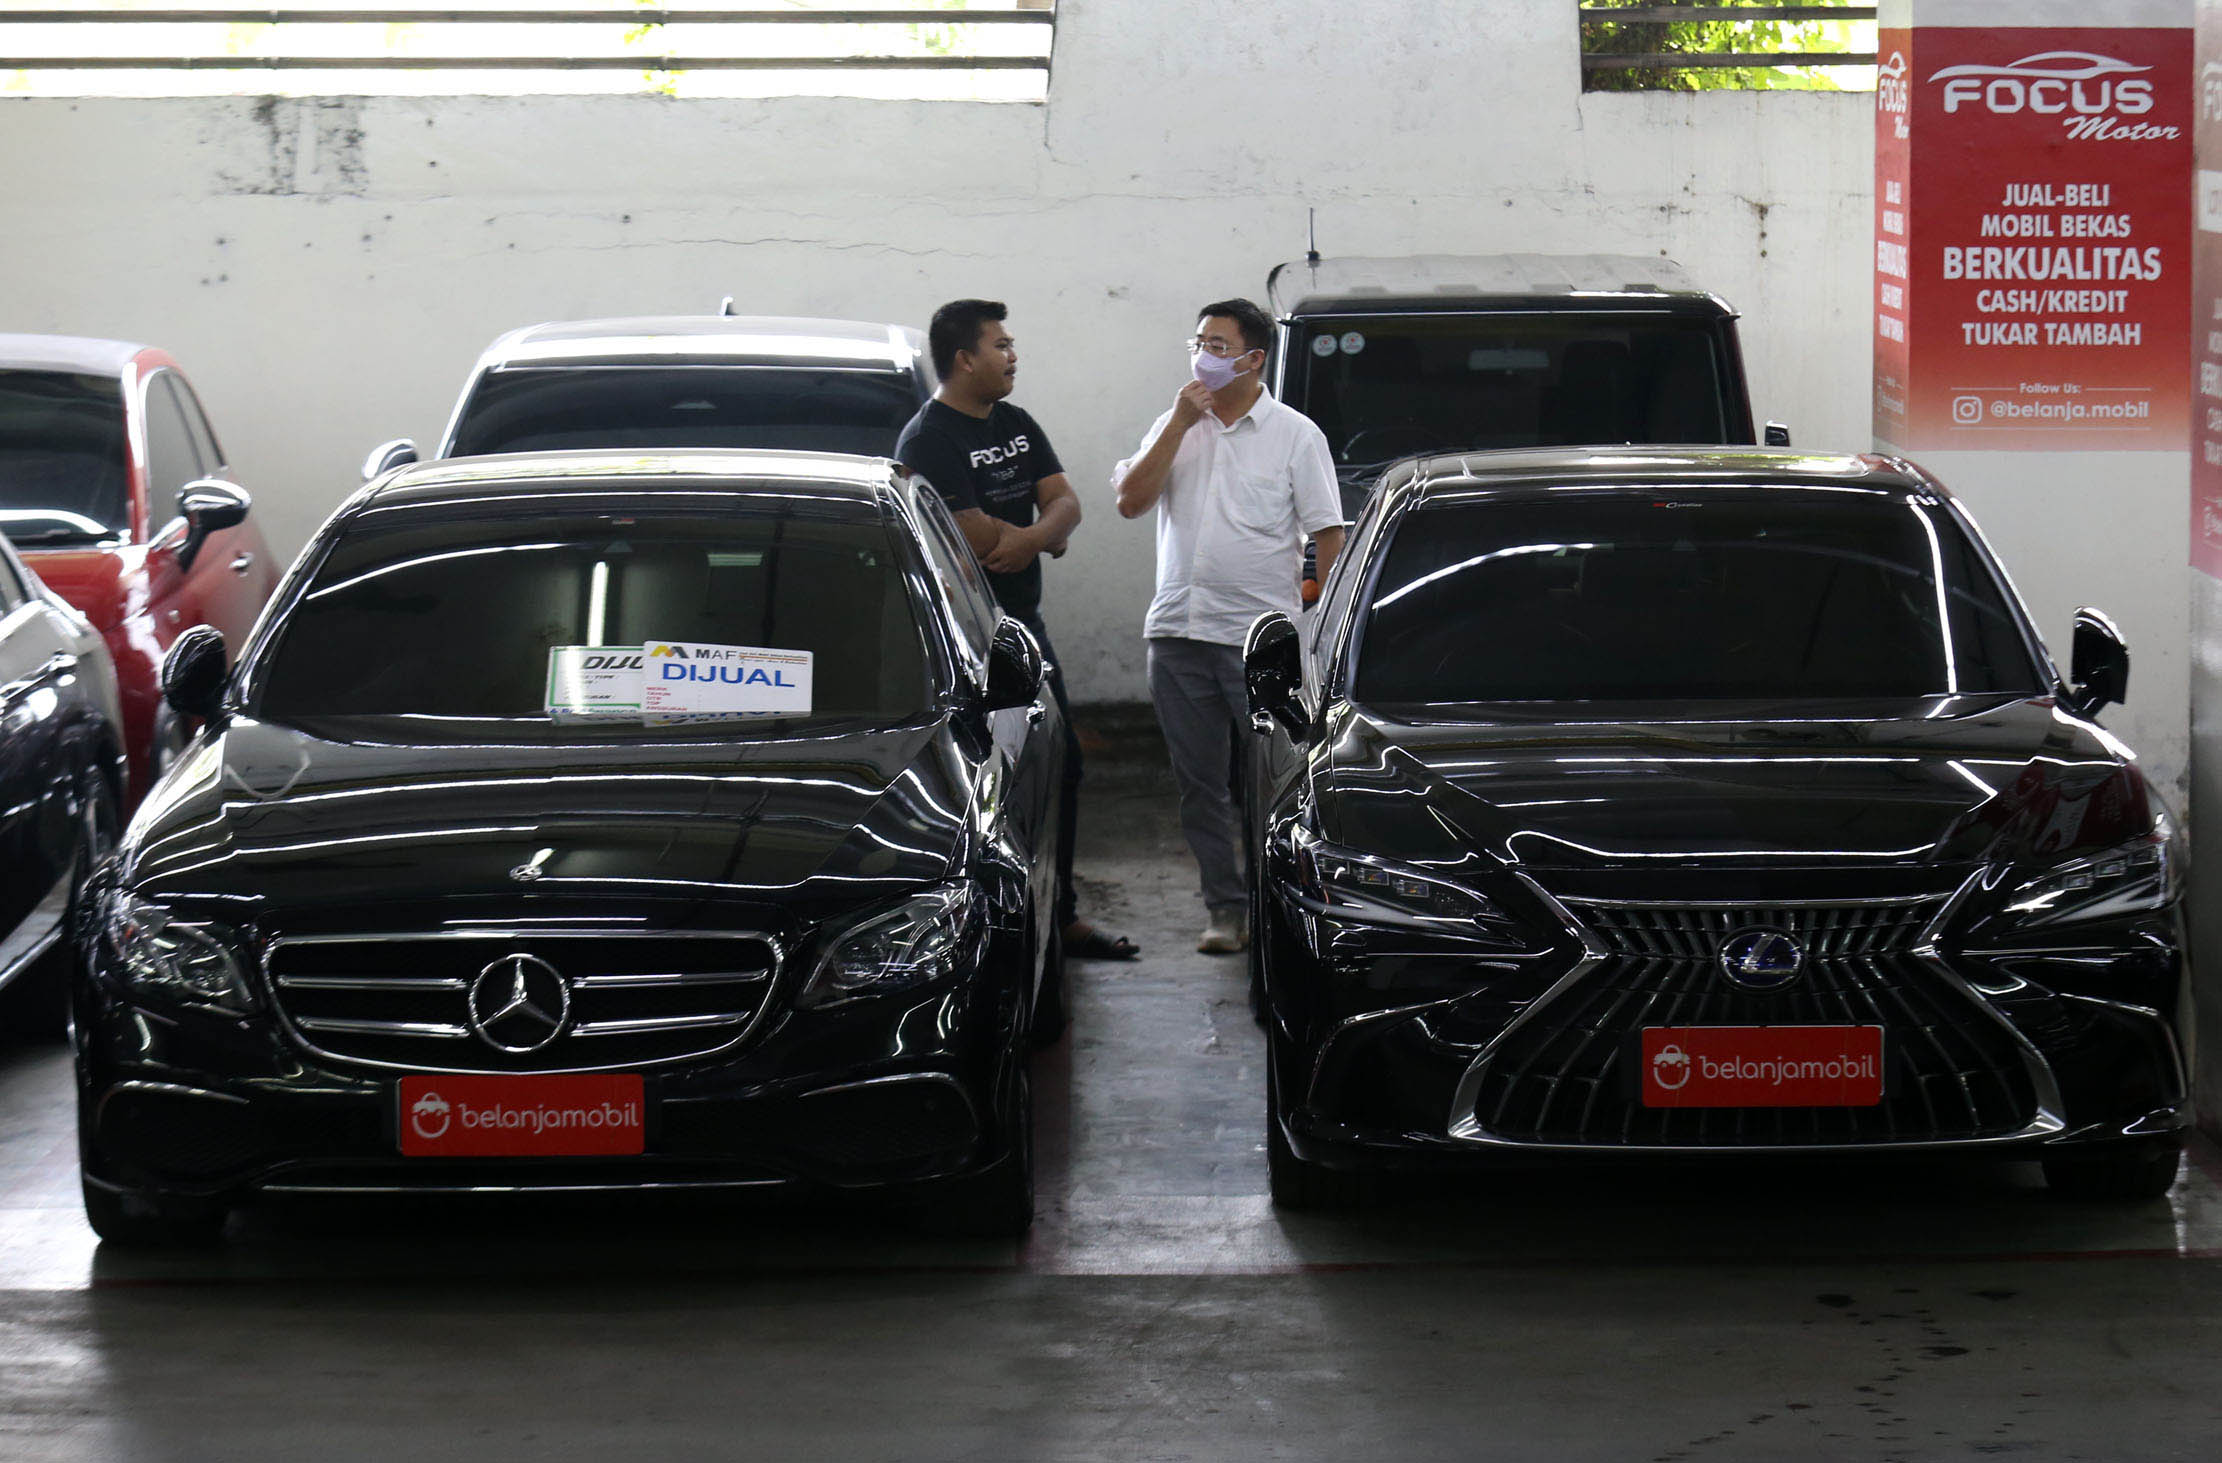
left=76, top=450, right=1064, bottom=1243
left=1244, top=448, right=2189, bottom=1207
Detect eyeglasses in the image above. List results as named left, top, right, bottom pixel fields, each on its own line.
left=1185, top=336, right=1255, bottom=359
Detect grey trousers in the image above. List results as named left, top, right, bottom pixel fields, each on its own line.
left=1146, top=636, right=1250, bottom=912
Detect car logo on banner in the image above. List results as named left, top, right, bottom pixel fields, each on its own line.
left=409, top=1090, right=452, bottom=1140
left=1651, top=1044, right=1692, bottom=1091
left=1879, top=51, right=1909, bottom=124
left=468, top=954, right=572, bottom=1053
left=1928, top=52, right=2160, bottom=137
left=1717, top=928, right=1805, bottom=991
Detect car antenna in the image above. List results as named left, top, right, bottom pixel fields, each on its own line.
left=719, top=296, right=735, bottom=316
left=1267, top=207, right=1321, bottom=310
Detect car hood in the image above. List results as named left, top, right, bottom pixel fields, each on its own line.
left=1319, top=696, right=2154, bottom=876
left=122, top=716, right=973, bottom=930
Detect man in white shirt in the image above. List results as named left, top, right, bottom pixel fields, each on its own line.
left=1113, top=298, right=1346, bottom=954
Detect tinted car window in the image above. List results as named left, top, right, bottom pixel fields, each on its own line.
left=144, top=372, right=203, bottom=506
left=170, top=373, right=225, bottom=470
left=907, top=485, right=999, bottom=661
left=256, top=503, right=931, bottom=733
left=0, top=369, right=130, bottom=544
left=1353, top=493, right=2041, bottom=706
left=449, top=367, right=919, bottom=458
left=1293, top=315, right=1730, bottom=470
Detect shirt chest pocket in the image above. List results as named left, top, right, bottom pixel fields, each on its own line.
left=1219, top=469, right=1290, bottom=534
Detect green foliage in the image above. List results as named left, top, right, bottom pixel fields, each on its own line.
left=1582, top=0, right=1863, bottom=92
left=910, top=0, right=979, bottom=60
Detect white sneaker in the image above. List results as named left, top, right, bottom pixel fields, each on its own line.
left=1198, top=907, right=1248, bottom=955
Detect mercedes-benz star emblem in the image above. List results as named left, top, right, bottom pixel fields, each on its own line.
left=508, top=863, right=544, bottom=883
left=467, top=954, right=571, bottom=1053
left=1717, top=928, right=1805, bottom=991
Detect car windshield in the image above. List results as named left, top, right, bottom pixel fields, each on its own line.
left=1351, top=491, right=2044, bottom=707
left=1291, top=315, right=1732, bottom=470
left=255, top=501, right=934, bottom=737
left=0, top=369, right=130, bottom=545
left=448, top=367, right=918, bottom=458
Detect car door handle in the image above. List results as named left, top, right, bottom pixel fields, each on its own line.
left=229, top=552, right=256, bottom=575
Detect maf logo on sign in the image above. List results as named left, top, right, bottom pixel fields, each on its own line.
left=648, top=643, right=685, bottom=658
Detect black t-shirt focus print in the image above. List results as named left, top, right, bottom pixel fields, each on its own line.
left=895, top=399, right=1064, bottom=618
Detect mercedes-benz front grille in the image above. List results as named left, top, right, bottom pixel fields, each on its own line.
left=1463, top=897, right=2040, bottom=1147
left=266, top=930, right=782, bottom=1073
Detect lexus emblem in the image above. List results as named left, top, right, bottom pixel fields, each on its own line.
left=467, top=954, right=571, bottom=1053
left=1717, top=928, right=1805, bottom=991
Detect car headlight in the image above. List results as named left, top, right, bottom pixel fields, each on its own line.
left=2001, top=832, right=2176, bottom=928
left=104, top=895, right=256, bottom=1012
left=1293, top=832, right=1528, bottom=945
left=797, top=881, right=983, bottom=1009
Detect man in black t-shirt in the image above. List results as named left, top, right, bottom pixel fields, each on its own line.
left=896, top=299, right=1136, bottom=962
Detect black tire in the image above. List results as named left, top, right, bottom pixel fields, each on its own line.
left=2043, top=1137, right=2185, bottom=1201
left=5, top=774, right=121, bottom=1042
left=81, top=1178, right=228, bottom=1248
left=1266, top=1044, right=1367, bottom=1212
left=917, top=1062, right=1035, bottom=1238
left=1030, top=923, right=1068, bottom=1048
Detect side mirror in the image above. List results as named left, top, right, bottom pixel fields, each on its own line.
left=161, top=624, right=230, bottom=724
left=361, top=438, right=419, bottom=481
left=174, top=479, right=250, bottom=571
left=1243, top=611, right=1310, bottom=744
left=1763, top=421, right=1792, bottom=447
left=2068, top=606, right=2129, bottom=716
left=983, top=617, right=1044, bottom=714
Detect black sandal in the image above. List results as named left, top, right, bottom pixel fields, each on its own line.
left=1067, top=927, right=1141, bottom=961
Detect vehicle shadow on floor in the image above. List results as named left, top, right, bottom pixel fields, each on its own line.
left=1257, top=1141, right=2222, bottom=1270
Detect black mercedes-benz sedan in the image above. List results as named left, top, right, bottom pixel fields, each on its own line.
left=77, top=450, right=1064, bottom=1243
left=1243, top=448, right=2189, bottom=1208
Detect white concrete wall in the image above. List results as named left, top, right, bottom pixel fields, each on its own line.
left=1902, top=451, right=2190, bottom=811
left=0, top=0, right=1880, bottom=705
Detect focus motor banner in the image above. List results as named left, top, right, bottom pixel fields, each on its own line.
left=1875, top=27, right=2192, bottom=452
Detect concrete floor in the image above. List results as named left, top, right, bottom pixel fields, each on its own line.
left=3, top=746, right=2221, bottom=1460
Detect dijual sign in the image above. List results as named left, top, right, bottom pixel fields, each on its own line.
left=544, top=645, right=647, bottom=720
left=641, top=640, right=814, bottom=717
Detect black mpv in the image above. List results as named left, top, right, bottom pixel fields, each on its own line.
left=77, top=450, right=1064, bottom=1243
left=1245, top=448, right=2188, bottom=1207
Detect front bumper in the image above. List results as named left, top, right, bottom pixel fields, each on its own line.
left=77, top=979, right=1019, bottom=1203
left=1262, top=885, right=2192, bottom=1167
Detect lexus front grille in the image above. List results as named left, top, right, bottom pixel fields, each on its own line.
left=1461, top=897, right=2041, bottom=1147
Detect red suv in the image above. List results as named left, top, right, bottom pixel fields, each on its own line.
left=0, top=336, right=279, bottom=799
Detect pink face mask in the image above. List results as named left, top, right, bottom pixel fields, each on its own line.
left=1191, top=347, right=1252, bottom=391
